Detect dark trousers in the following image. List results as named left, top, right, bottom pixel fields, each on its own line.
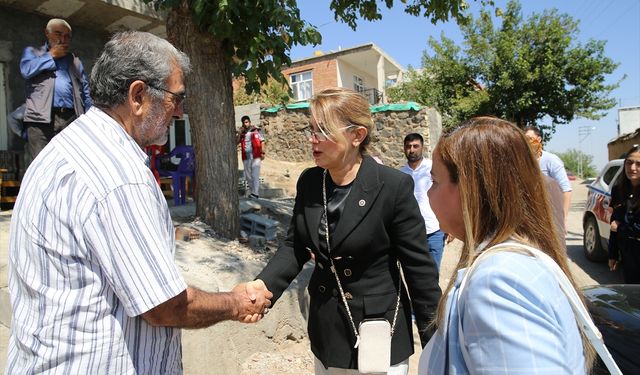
left=620, top=237, right=640, bottom=284
left=24, top=110, right=76, bottom=159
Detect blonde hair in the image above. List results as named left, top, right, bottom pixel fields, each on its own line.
left=308, top=87, right=372, bottom=154
left=434, top=116, right=595, bottom=369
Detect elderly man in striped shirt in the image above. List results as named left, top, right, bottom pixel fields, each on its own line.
left=6, top=31, right=272, bottom=374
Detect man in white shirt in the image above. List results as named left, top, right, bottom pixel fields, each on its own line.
left=524, top=125, right=572, bottom=231
left=400, top=133, right=445, bottom=269
left=7, top=31, right=271, bottom=374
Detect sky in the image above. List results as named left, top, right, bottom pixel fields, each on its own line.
left=290, top=0, right=640, bottom=170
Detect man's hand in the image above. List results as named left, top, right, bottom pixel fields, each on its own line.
left=49, top=43, right=69, bottom=59
left=609, top=259, right=619, bottom=272
left=232, top=279, right=272, bottom=323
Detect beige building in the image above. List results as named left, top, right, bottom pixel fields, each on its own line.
left=281, top=43, right=404, bottom=104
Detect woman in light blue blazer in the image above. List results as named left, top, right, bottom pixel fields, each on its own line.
left=419, top=117, right=595, bottom=374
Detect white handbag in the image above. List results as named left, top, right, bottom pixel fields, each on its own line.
left=456, top=241, right=622, bottom=375
left=357, top=318, right=393, bottom=373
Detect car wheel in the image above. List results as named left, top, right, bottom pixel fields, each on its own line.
left=583, top=216, right=608, bottom=262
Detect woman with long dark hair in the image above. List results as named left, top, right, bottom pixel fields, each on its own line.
left=608, top=145, right=640, bottom=283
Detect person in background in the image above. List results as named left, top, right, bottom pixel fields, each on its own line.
left=255, top=87, right=441, bottom=374
left=527, top=134, right=566, bottom=238
left=524, top=125, right=572, bottom=231
left=237, top=115, right=266, bottom=198
left=20, top=18, right=92, bottom=158
left=420, top=117, right=594, bottom=374
left=7, top=31, right=271, bottom=374
left=608, top=144, right=640, bottom=284
left=400, top=133, right=445, bottom=269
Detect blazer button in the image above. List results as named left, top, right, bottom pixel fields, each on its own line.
left=343, top=268, right=352, bottom=277
left=344, top=292, right=353, bottom=300
left=332, top=289, right=338, bottom=297
left=318, top=285, right=326, bottom=293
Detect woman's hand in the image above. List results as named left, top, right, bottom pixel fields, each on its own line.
left=610, top=220, right=619, bottom=232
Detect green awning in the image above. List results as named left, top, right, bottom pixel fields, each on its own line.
left=261, top=101, right=422, bottom=113
left=261, top=102, right=310, bottom=113
left=370, top=102, right=422, bottom=113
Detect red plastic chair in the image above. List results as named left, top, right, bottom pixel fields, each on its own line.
left=145, top=145, right=166, bottom=184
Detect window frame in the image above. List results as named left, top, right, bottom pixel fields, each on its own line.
left=290, top=70, right=313, bottom=101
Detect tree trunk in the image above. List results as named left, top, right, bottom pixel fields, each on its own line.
left=167, top=2, right=239, bottom=238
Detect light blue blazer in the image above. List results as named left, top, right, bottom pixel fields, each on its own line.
left=420, top=251, right=586, bottom=374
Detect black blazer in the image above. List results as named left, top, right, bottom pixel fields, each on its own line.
left=257, top=156, right=441, bottom=369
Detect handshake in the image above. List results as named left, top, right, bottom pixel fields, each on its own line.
left=232, top=279, right=273, bottom=323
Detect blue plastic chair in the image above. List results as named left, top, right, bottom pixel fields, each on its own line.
left=157, top=145, right=195, bottom=205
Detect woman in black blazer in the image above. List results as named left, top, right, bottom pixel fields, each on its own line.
left=256, top=87, right=441, bottom=373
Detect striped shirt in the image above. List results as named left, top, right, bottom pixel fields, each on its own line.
left=7, top=107, right=187, bottom=374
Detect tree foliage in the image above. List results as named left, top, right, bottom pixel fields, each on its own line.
left=147, top=0, right=322, bottom=94
left=388, top=0, right=621, bottom=132
left=329, top=0, right=477, bottom=29
left=233, top=76, right=290, bottom=106
left=143, top=0, right=476, bottom=238
left=555, top=148, right=597, bottom=178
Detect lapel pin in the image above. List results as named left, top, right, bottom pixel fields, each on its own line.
left=358, top=199, right=366, bottom=207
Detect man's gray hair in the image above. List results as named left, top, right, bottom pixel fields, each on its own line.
left=46, top=18, right=72, bottom=33
left=90, top=31, right=191, bottom=109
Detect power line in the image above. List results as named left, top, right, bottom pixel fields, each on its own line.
left=581, top=0, right=616, bottom=31
left=591, top=0, right=640, bottom=39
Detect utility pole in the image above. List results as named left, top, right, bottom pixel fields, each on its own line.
left=578, top=126, right=596, bottom=178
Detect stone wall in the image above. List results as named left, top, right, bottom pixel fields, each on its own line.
left=260, top=106, right=441, bottom=168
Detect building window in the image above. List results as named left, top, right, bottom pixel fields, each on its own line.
left=290, top=71, right=313, bottom=101
left=353, top=75, right=365, bottom=93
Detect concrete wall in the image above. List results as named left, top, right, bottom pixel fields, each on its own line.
left=337, top=60, right=377, bottom=93
left=619, top=106, right=640, bottom=135
left=608, top=130, right=640, bottom=160
left=234, top=103, right=261, bottom=130
left=260, top=106, right=442, bottom=168
left=0, top=7, right=109, bottom=150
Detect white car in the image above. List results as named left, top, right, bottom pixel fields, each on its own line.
left=583, top=159, right=624, bottom=262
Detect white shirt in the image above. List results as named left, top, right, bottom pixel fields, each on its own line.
left=400, top=159, right=440, bottom=234
left=539, top=150, right=572, bottom=193
left=7, top=107, right=187, bottom=374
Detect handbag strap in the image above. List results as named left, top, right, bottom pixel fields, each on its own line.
left=322, top=169, right=402, bottom=349
left=456, top=241, right=622, bottom=375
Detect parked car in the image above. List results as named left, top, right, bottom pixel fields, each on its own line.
left=583, top=284, right=640, bottom=374
left=583, top=159, right=624, bottom=262
left=567, top=172, right=577, bottom=181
